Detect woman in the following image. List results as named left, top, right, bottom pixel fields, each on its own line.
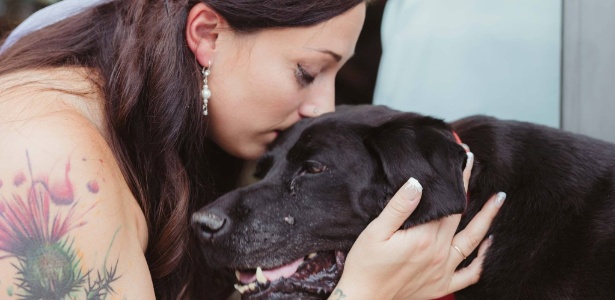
left=0, top=0, right=503, bottom=299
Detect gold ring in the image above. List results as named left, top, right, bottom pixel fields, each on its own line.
left=452, top=244, right=467, bottom=260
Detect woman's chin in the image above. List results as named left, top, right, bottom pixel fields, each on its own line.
left=240, top=151, right=266, bottom=161
left=226, top=144, right=268, bottom=161
left=214, top=133, right=277, bottom=160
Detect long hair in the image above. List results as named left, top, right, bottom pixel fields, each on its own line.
left=0, top=0, right=364, bottom=298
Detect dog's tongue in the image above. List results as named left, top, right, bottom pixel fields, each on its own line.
left=238, top=258, right=304, bottom=284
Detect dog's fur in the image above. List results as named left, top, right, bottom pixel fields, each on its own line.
left=195, top=105, right=615, bottom=299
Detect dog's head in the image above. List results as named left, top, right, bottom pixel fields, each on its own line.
left=193, top=105, right=468, bottom=299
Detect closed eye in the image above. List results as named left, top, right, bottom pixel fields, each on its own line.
left=295, top=64, right=315, bottom=87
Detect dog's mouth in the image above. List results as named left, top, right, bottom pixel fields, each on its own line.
left=233, top=251, right=347, bottom=299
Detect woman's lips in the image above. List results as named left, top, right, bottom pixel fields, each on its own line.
left=263, top=131, right=280, bottom=146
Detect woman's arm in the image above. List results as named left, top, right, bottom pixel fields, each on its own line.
left=0, top=100, right=154, bottom=299
left=332, top=152, right=504, bottom=300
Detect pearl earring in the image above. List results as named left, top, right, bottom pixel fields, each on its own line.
left=201, top=62, right=212, bottom=116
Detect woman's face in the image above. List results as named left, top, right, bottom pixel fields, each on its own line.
left=208, top=3, right=366, bottom=160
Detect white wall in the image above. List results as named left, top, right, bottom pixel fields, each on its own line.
left=562, top=0, right=615, bottom=143
left=374, top=0, right=562, bottom=128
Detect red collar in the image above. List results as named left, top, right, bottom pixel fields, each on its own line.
left=452, top=131, right=471, bottom=206
left=452, top=131, right=463, bottom=146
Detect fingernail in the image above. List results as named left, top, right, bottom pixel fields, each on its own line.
left=494, top=192, right=507, bottom=207
left=404, top=177, right=423, bottom=201
left=461, top=143, right=470, bottom=151
left=466, top=152, right=474, bottom=164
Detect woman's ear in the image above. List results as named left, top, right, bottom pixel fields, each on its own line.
left=185, top=3, right=227, bottom=67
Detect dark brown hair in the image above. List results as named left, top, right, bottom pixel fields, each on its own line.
left=0, top=0, right=364, bottom=298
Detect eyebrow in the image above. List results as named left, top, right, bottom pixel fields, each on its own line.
left=308, top=48, right=343, bottom=62
left=320, top=49, right=342, bottom=62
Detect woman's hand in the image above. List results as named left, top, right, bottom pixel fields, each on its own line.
left=331, top=151, right=505, bottom=300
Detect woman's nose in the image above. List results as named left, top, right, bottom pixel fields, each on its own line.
left=299, top=105, right=328, bottom=117
left=298, top=84, right=335, bottom=118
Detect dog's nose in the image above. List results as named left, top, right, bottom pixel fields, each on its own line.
left=191, top=209, right=231, bottom=240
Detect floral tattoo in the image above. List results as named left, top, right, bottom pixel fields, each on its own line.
left=0, top=152, right=121, bottom=299
left=331, top=288, right=347, bottom=300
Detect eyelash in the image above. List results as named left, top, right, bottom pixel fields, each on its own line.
left=295, top=64, right=316, bottom=87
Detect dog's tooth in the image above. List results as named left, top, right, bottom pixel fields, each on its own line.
left=248, top=282, right=257, bottom=291
left=234, top=284, right=248, bottom=294
left=307, top=253, right=318, bottom=259
left=256, top=267, right=268, bottom=284
left=235, top=270, right=241, bottom=281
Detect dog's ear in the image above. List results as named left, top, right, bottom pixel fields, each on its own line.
left=364, top=113, right=467, bottom=228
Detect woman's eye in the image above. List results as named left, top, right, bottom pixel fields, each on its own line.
left=295, top=64, right=316, bottom=87
left=304, top=160, right=327, bottom=174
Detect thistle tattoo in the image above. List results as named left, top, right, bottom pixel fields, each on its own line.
left=0, top=152, right=121, bottom=299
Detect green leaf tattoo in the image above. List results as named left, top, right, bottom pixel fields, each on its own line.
left=0, top=152, right=122, bottom=300
left=332, top=288, right=347, bottom=300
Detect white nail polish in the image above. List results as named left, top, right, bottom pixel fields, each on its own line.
left=495, top=192, right=507, bottom=207
left=405, top=177, right=423, bottom=196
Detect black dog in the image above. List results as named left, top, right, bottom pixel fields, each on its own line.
left=193, top=105, right=615, bottom=299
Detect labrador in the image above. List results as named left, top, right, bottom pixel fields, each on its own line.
left=193, top=105, right=615, bottom=299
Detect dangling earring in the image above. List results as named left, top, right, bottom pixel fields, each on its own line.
left=201, top=62, right=212, bottom=116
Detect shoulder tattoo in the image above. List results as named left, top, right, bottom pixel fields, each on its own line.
left=0, top=151, right=123, bottom=299
left=331, top=288, right=347, bottom=300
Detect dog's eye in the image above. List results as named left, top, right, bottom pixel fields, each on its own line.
left=303, top=160, right=327, bottom=174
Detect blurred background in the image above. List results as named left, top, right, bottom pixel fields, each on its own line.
left=1, top=0, right=613, bottom=143
left=0, top=0, right=60, bottom=34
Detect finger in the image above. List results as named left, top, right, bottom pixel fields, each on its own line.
left=463, top=152, right=474, bottom=193
left=447, top=235, right=493, bottom=293
left=435, top=214, right=462, bottom=245
left=451, top=192, right=506, bottom=265
left=366, top=177, right=423, bottom=241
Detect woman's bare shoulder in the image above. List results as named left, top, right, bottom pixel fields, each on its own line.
left=0, top=68, right=154, bottom=299
left=0, top=67, right=105, bottom=130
